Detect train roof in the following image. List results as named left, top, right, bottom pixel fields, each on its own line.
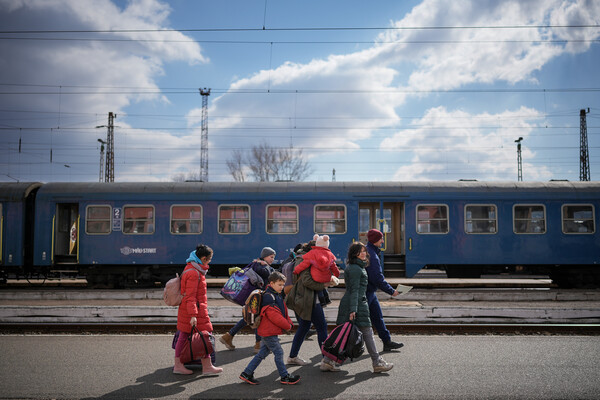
left=35, top=181, right=600, bottom=196
left=0, top=182, right=42, bottom=201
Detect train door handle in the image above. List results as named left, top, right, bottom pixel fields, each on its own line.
left=409, top=238, right=412, bottom=251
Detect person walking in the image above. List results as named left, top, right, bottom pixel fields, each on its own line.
left=365, top=229, right=404, bottom=352
left=324, top=241, right=393, bottom=373
left=220, top=247, right=276, bottom=353
left=239, top=271, right=300, bottom=385
left=173, top=244, right=223, bottom=375
left=285, top=241, right=331, bottom=366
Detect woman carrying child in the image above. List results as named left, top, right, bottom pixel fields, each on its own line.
left=173, top=244, right=223, bottom=375
left=285, top=240, right=332, bottom=366
left=324, top=241, right=393, bottom=374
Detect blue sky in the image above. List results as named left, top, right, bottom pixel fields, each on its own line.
left=1, top=0, right=599, bottom=183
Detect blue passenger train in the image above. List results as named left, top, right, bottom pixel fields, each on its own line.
left=1, top=181, right=599, bottom=287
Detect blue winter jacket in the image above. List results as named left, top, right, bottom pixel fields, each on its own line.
left=365, top=242, right=395, bottom=295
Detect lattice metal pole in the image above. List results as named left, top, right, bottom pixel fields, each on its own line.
left=515, top=137, right=523, bottom=182
left=98, top=139, right=106, bottom=182
left=105, top=112, right=116, bottom=182
left=580, top=109, right=590, bottom=181
left=199, top=88, right=211, bottom=182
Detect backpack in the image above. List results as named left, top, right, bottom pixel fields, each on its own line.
left=163, top=266, right=200, bottom=306
left=242, top=289, right=265, bottom=329
left=321, top=321, right=364, bottom=364
left=242, top=289, right=277, bottom=329
left=281, top=259, right=295, bottom=292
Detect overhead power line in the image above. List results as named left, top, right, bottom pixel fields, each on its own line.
left=0, top=24, right=598, bottom=34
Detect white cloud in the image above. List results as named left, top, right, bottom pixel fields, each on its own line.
left=382, top=106, right=553, bottom=181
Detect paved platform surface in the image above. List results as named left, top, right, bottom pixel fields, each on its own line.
left=1, top=334, right=599, bottom=399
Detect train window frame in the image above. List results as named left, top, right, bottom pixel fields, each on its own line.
left=416, top=204, right=449, bottom=234
left=513, top=204, right=546, bottom=234
left=218, top=204, right=251, bottom=235
left=314, top=204, right=347, bottom=234
left=170, top=204, right=203, bottom=235
left=464, top=204, right=497, bottom=235
left=266, top=204, right=299, bottom=235
left=561, top=204, right=595, bottom=234
left=85, top=205, right=112, bottom=235
left=122, top=204, right=155, bottom=235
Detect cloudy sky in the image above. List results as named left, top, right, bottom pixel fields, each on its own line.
left=1, top=0, right=599, bottom=183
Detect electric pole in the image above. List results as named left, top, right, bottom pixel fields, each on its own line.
left=199, top=88, right=210, bottom=182
left=97, top=139, right=106, bottom=182
left=515, top=137, right=523, bottom=182
left=580, top=108, right=590, bottom=181
left=105, top=112, right=116, bottom=182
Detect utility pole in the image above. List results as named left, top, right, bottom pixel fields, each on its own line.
left=332, top=168, right=336, bottom=182
left=105, top=112, right=116, bottom=182
left=97, top=139, right=106, bottom=182
left=580, top=108, right=590, bottom=181
left=515, top=137, right=523, bottom=182
left=199, top=88, right=211, bottom=182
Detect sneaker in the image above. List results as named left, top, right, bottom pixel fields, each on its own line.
left=304, top=329, right=317, bottom=340
left=280, top=374, right=301, bottom=385
left=373, top=358, right=394, bottom=373
left=287, top=356, right=309, bottom=366
left=253, top=341, right=261, bottom=354
left=383, top=340, right=404, bottom=352
left=239, top=372, right=260, bottom=385
left=319, top=359, right=341, bottom=372
left=219, top=333, right=235, bottom=350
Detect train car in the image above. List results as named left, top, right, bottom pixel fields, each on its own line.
left=29, top=181, right=600, bottom=287
left=0, top=182, right=42, bottom=281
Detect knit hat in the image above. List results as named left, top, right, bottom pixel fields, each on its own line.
left=367, top=229, right=383, bottom=243
left=313, top=234, right=330, bottom=248
left=260, top=247, right=276, bottom=259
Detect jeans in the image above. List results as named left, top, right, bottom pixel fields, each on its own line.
left=243, top=335, right=288, bottom=378
left=359, top=326, right=381, bottom=364
left=229, top=318, right=261, bottom=342
left=366, top=291, right=391, bottom=343
left=289, top=303, right=328, bottom=358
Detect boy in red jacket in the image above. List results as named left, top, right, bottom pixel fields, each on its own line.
left=239, top=271, right=300, bottom=385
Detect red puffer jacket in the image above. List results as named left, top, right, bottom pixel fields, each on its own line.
left=293, top=246, right=340, bottom=283
left=176, top=262, right=213, bottom=333
left=257, top=290, right=293, bottom=337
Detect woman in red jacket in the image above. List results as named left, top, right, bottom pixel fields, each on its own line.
left=174, top=244, right=223, bottom=375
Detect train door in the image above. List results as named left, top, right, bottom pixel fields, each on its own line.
left=54, top=203, right=79, bottom=265
left=359, top=202, right=405, bottom=276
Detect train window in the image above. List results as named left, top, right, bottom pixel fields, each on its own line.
left=122, top=205, right=155, bottom=234
left=85, top=205, right=112, bottom=234
left=513, top=205, right=546, bottom=234
left=562, top=204, right=595, bottom=234
left=465, top=205, right=497, bottom=234
left=219, top=205, right=250, bottom=234
left=170, top=205, right=202, bottom=234
left=266, top=205, right=298, bottom=234
left=416, top=204, right=449, bottom=234
left=314, top=204, right=347, bottom=234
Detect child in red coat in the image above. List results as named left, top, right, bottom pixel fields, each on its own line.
left=293, top=234, right=340, bottom=284
left=173, top=244, right=223, bottom=375
left=239, top=271, right=300, bottom=385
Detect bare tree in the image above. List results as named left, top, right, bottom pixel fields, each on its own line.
left=227, top=142, right=313, bottom=182
left=171, top=171, right=202, bottom=182
left=226, top=149, right=247, bottom=182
